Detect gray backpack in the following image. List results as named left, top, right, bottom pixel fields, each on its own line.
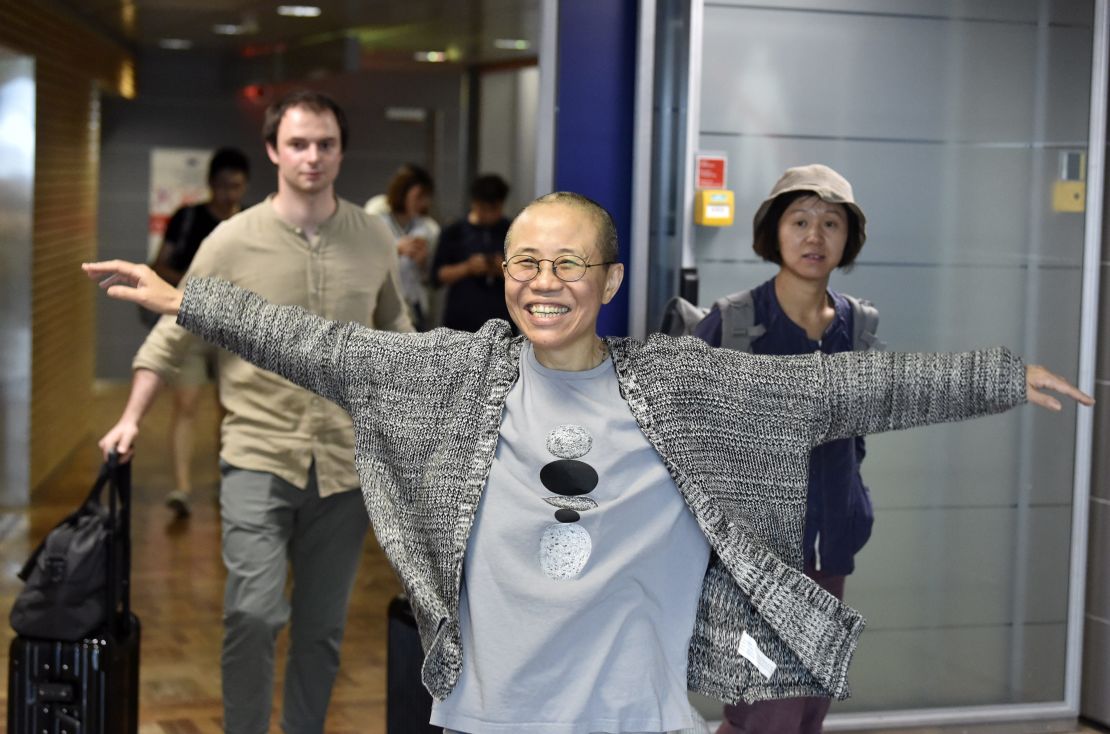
left=660, top=290, right=882, bottom=352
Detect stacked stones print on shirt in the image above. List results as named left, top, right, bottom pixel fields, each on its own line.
left=539, top=424, right=598, bottom=580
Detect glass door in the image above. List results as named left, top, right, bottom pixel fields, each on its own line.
left=655, top=0, right=1103, bottom=723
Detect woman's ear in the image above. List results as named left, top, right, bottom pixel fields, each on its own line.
left=601, top=263, right=625, bottom=305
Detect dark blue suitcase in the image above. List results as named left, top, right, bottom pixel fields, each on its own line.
left=7, top=457, right=140, bottom=734
left=8, top=617, right=140, bottom=734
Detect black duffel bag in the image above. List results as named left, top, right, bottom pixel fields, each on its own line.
left=10, top=454, right=131, bottom=641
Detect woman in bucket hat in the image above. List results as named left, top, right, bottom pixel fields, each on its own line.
left=696, top=164, right=883, bottom=733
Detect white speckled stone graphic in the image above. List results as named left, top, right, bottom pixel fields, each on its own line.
left=542, top=496, right=598, bottom=512
left=539, top=523, right=592, bottom=580
left=545, top=424, right=592, bottom=459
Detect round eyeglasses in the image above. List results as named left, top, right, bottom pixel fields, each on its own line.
left=503, top=255, right=618, bottom=283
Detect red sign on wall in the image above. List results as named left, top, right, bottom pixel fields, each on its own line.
left=695, top=153, right=727, bottom=189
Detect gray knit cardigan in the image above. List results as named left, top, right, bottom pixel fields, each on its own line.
left=178, top=277, right=1027, bottom=704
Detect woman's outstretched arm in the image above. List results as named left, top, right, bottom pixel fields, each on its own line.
left=812, top=347, right=1093, bottom=446
left=84, top=260, right=362, bottom=412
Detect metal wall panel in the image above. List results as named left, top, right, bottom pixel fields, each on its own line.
left=0, top=49, right=35, bottom=506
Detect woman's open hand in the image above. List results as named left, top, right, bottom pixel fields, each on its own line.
left=82, top=260, right=183, bottom=316
left=1026, top=365, right=1095, bottom=411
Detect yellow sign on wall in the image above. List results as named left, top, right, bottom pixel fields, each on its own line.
left=695, top=189, right=735, bottom=226
left=1052, top=180, right=1085, bottom=213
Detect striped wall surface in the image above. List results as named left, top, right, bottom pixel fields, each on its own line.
left=0, top=1, right=132, bottom=492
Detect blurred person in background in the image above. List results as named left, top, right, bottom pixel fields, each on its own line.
left=149, top=146, right=250, bottom=518
left=366, top=163, right=440, bottom=329
left=432, top=173, right=513, bottom=332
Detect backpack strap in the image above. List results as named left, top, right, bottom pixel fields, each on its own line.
left=716, top=289, right=766, bottom=353
left=180, top=204, right=197, bottom=246
left=659, top=296, right=709, bottom=337
left=843, top=293, right=884, bottom=351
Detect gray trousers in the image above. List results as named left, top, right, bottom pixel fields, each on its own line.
left=219, top=462, right=368, bottom=734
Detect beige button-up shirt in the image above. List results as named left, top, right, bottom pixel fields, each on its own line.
left=134, top=196, right=413, bottom=495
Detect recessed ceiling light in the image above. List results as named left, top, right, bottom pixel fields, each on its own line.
left=159, top=38, right=193, bottom=50
left=213, top=23, right=245, bottom=35
left=494, top=38, right=530, bottom=51
left=277, top=5, right=321, bottom=17
left=414, top=51, right=447, bottom=63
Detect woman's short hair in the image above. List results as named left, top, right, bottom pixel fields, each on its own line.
left=507, top=192, right=619, bottom=264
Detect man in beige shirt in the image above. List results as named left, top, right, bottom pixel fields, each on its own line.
left=98, top=90, right=412, bottom=734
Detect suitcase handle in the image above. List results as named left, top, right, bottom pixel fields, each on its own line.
left=35, top=682, right=75, bottom=703
left=104, top=451, right=133, bottom=638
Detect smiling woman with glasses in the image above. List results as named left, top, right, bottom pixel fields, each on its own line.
left=84, top=190, right=1090, bottom=734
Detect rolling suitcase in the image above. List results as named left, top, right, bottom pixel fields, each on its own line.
left=387, top=595, right=438, bottom=734
left=7, top=455, right=141, bottom=734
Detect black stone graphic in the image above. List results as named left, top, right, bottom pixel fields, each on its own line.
left=555, top=509, right=580, bottom=523
left=539, top=459, right=599, bottom=496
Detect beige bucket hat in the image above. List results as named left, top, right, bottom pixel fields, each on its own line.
left=752, top=164, right=867, bottom=254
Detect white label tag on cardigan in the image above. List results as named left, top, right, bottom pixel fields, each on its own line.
left=739, top=631, right=777, bottom=680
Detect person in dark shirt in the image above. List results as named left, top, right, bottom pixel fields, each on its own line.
left=432, top=174, right=513, bottom=332
left=153, top=148, right=251, bottom=286
left=151, top=147, right=250, bottom=518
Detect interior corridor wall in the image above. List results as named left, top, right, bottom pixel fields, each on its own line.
left=97, top=54, right=467, bottom=379
left=687, top=0, right=1095, bottom=715
left=0, top=3, right=131, bottom=493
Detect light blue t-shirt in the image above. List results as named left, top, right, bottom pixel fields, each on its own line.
left=430, top=344, right=712, bottom=734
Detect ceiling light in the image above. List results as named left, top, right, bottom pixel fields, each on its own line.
left=213, top=23, right=245, bottom=35
left=494, top=38, right=530, bottom=51
left=121, top=0, right=137, bottom=33
left=158, top=38, right=193, bottom=50
left=414, top=51, right=447, bottom=63
left=277, top=5, right=321, bottom=17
